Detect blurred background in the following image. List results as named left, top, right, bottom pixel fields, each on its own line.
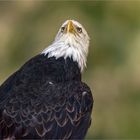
left=0, top=1, right=140, bottom=139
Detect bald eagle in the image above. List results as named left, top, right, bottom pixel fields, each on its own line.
left=0, top=20, right=93, bottom=139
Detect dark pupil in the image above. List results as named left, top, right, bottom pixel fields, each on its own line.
left=61, top=27, right=65, bottom=32
left=77, top=27, right=82, bottom=33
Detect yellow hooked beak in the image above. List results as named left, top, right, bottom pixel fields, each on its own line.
left=66, top=21, right=76, bottom=34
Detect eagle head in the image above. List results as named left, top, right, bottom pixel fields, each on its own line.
left=42, top=20, right=90, bottom=72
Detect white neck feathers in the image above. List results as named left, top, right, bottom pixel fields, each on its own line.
left=42, top=36, right=89, bottom=72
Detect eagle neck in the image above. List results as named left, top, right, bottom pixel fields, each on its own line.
left=42, top=39, right=87, bottom=72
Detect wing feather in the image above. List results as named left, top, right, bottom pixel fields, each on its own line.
left=0, top=55, right=93, bottom=139
left=0, top=81, right=93, bottom=139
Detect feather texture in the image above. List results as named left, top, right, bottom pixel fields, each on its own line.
left=0, top=54, right=93, bottom=139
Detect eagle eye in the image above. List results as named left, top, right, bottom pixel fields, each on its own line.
left=76, top=27, right=82, bottom=33
left=61, top=27, right=65, bottom=33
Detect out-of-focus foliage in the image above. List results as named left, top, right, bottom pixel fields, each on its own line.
left=0, top=1, right=140, bottom=139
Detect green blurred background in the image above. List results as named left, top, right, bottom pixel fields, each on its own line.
left=0, top=1, right=140, bottom=139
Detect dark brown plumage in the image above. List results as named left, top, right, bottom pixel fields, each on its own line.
left=0, top=55, right=93, bottom=139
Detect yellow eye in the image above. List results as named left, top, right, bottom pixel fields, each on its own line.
left=76, top=27, right=82, bottom=33
left=61, top=27, right=65, bottom=32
